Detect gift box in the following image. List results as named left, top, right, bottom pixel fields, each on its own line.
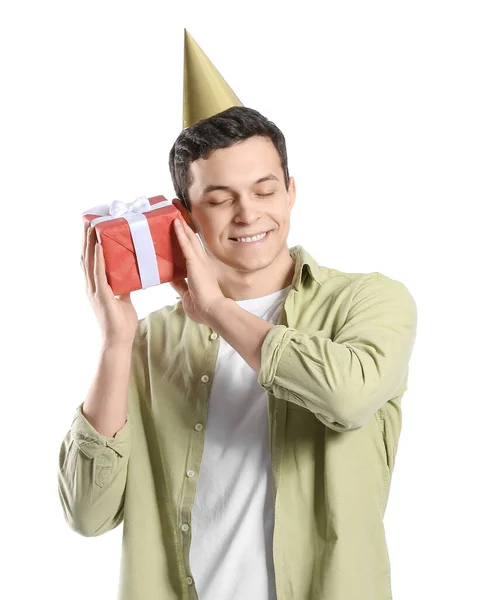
left=82, top=195, right=188, bottom=296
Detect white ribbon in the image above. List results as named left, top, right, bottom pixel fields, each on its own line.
left=82, top=196, right=172, bottom=289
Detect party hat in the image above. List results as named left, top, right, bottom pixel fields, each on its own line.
left=183, top=29, right=243, bottom=128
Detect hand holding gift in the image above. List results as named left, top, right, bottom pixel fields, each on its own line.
left=80, top=222, right=139, bottom=347
left=169, top=218, right=227, bottom=327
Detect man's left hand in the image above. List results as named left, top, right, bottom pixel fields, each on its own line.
left=170, top=218, right=228, bottom=327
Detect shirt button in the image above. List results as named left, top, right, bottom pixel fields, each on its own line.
left=186, top=577, right=193, bottom=585
left=186, top=470, right=195, bottom=478
left=181, top=523, right=190, bottom=532
left=201, top=374, right=209, bottom=383
left=210, top=332, right=218, bottom=340
left=194, top=423, right=203, bottom=431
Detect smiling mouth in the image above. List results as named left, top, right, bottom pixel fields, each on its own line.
left=228, top=230, right=273, bottom=245
left=229, top=229, right=272, bottom=241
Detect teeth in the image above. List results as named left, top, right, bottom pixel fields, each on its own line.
left=236, top=232, right=267, bottom=243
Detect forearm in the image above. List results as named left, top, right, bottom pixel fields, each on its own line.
left=82, top=342, right=134, bottom=437
left=206, top=298, right=274, bottom=373
left=58, top=340, right=134, bottom=536
left=257, top=276, right=417, bottom=431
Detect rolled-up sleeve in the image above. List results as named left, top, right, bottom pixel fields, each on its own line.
left=258, top=274, right=417, bottom=432
left=57, top=403, right=131, bottom=537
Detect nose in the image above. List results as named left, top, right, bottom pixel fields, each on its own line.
left=232, top=194, right=264, bottom=223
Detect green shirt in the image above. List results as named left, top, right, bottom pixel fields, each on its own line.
left=58, top=244, right=417, bottom=600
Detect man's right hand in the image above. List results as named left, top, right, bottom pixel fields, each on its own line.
left=81, top=222, right=139, bottom=347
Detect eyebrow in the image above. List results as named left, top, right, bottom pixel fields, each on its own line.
left=201, top=173, right=279, bottom=196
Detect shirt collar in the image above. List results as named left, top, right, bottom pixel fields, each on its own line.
left=288, top=245, right=323, bottom=291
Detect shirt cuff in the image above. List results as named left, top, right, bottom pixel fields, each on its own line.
left=257, top=324, right=295, bottom=390
left=70, top=403, right=131, bottom=459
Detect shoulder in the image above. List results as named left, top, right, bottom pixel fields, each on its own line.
left=321, top=263, right=415, bottom=298
left=313, top=264, right=417, bottom=323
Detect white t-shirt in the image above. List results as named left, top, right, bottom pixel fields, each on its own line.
left=189, top=284, right=292, bottom=600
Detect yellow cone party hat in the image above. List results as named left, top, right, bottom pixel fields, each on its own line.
left=183, top=29, right=243, bottom=129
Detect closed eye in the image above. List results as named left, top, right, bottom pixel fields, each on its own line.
left=208, top=191, right=274, bottom=206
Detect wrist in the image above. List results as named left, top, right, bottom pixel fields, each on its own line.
left=204, top=297, right=234, bottom=329
left=101, top=339, right=135, bottom=352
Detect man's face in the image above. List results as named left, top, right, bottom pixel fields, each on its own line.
left=186, top=135, right=296, bottom=274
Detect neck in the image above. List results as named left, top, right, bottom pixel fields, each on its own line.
left=210, top=245, right=296, bottom=301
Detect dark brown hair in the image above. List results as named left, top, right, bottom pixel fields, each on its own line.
left=168, top=106, right=290, bottom=212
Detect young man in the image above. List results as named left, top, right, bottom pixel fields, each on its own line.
left=58, top=104, right=417, bottom=600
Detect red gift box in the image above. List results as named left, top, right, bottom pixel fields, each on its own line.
left=82, top=195, right=188, bottom=296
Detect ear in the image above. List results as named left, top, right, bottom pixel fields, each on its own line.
left=287, top=176, right=297, bottom=211
left=172, top=198, right=197, bottom=233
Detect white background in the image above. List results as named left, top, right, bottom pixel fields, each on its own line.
left=1, top=1, right=478, bottom=598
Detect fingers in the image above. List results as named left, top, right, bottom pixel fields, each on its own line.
left=93, top=241, right=103, bottom=296
left=183, top=219, right=205, bottom=254
left=173, top=219, right=189, bottom=258
left=174, top=218, right=203, bottom=259
left=84, top=225, right=97, bottom=295
left=169, top=278, right=188, bottom=296
left=81, top=222, right=114, bottom=300
left=81, top=221, right=88, bottom=275
left=93, top=237, right=116, bottom=301
left=178, top=218, right=196, bottom=241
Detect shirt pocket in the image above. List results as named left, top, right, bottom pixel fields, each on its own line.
left=94, top=456, right=113, bottom=488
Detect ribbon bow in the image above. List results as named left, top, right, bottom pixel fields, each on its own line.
left=109, top=196, right=151, bottom=218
